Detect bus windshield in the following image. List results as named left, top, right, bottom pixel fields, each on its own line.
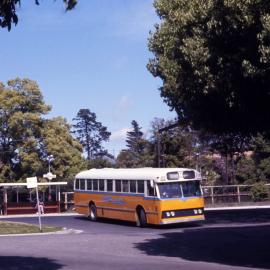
left=158, top=181, right=202, bottom=199
left=181, top=181, right=202, bottom=197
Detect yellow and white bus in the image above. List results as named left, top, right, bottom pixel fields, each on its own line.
left=74, top=168, right=205, bottom=226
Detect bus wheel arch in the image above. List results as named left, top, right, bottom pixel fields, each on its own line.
left=89, top=201, right=98, bottom=221
left=136, top=205, right=147, bottom=227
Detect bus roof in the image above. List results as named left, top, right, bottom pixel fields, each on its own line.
left=75, top=168, right=201, bottom=181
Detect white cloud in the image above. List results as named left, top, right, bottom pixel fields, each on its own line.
left=103, top=1, right=159, bottom=41
left=118, top=96, right=133, bottom=111
left=110, top=127, right=131, bottom=142
left=110, top=96, right=133, bottom=123
left=104, top=127, right=131, bottom=156
left=113, top=55, right=129, bottom=70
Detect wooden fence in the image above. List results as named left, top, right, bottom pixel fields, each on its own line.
left=202, top=184, right=270, bottom=205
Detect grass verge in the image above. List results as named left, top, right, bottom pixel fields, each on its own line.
left=0, top=221, right=62, bottom=235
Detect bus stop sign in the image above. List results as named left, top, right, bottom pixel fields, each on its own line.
left=26, top=177, right=38, bottom=189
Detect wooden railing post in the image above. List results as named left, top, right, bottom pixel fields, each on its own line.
left=64, top=192, right=68, bottom=211
left=3, top=187, right=7, bottom=215
left=237, top=185, right=241, bottom=203
left=211, top=186, right=214, bottom=204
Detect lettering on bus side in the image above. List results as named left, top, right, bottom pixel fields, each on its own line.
left=103, top=196, right=125, bottom=205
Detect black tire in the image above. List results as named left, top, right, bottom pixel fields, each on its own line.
left=89, top=204, right=98, bottom=221
left=136, top=208, right=147, bottom=227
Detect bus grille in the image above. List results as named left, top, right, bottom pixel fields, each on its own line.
left=162, top=208, right=204, bottom=219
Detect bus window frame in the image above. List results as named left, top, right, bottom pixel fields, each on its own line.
left=137, top=180, right=144, bottom=194
left=115, top=180, right=121, bottom=192
left=93, top=179, right=98, bottom=191
left=122, top=180, right=129, bottom=193
left=129, top=180, right=136, bottom=193
left=87, top=179, right=92, bottom=191
left=99, top=179, right=105, bottom=191
left=80, top=179, right=86, bottom=191
left=75, top=179, right=79, bottom=190
left=146, top=180, right=156, bottom=197
left=106, top=179, right=113, bottom=192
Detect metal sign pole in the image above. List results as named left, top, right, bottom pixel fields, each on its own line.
left=27, top=177, right=42, bottom=232
left=35, top=186, right=42, bottom=232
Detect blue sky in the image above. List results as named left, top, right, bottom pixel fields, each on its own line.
left=1, top=0, right=176, bottom=156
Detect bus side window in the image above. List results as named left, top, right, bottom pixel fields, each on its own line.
left=147, top=181, right=155, bottom=196
left=93, top=179, right=98, bottom=191
left=87, top=179, right=92, bottom=190
left=75, top=179, right=79, bottom=190
left=115, top=180, right=121, bottom=192
left=107, top=180, right=113, bottom=192
left=99, top=180, right=104, bottom=191
left=130, top=181, right=136, bottom=193
left=80, top=179, right=85, bottom=190
left=137, top=181, right=144, bottom=194
left=122, top=180, right=129, bottom=193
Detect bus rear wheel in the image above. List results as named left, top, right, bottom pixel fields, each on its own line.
left=136, top=208, right=147, bottom=227
left=89, top=204, right=97, bottom=221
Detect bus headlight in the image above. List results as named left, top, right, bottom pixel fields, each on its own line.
left=170, top=211, right=175, bottom=217
left=166, top=212, right=171, bottom=217
left=194, top=209, right=198, bottom=214
left=198, top=209, right=202, bottom=214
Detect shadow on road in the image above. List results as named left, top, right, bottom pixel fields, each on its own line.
left=75, top=216, right=205, bottom=230
left=0, top=256, right=63, bottom=270
left=135, top=224, right=270, bottom=269
left=205, top=208, right=270, bottom=224
left=74, top=216, right=137, bottom=227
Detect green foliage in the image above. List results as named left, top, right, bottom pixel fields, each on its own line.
left=250, top=182, right=269, bottom=202
left=72, top=109, right=111, bottom=160
left=0, top=78, right=85, bottom=183
left=116, top=150, right=135, bottom=168
left=0, top=0, right=77, bottom=31
left=235, top=134, right=270, bottom=184
left=148, top=118, right=221, bottom=184
left=150, top=118, right=199, bottom=168
left=116, top=120, right=154, bottom=168
left=126, top=120, right=144, bottom=154
left=235, top=157, right=257, bottom=184
left=0, top=78, right=50, bottom=182
left=88, top=156, right=114, bottom=169
left=252, top=134, right=270, bottom=181
left=149, top=0, right=270, bottom=136
left=40, top=117, right=86, bottom=180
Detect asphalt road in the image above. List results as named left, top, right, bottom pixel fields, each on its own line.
left=0, top=209, right=270, bottom=270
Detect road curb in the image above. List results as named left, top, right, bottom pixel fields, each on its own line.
left=0, top=212, right=82, bottom=219
left=0, top=227, right=83, bottom=237
left=205, top=205, right=270, bottom=211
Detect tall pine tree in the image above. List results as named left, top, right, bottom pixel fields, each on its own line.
left=72, top=109, right=111, bottom=160
left=117, top=120, right=153, bottom=168
left=126, top=120, right=144, bottom=154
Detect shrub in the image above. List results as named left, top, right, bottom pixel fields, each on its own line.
left=250, top=182, right=269, bottom=202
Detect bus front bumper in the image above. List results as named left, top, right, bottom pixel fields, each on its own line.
left=159, top=215, right=205, bottom=225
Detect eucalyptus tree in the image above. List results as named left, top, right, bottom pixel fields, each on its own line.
left=148, top=0, right=270, bottom=137
left=0, top=0, right=77, bottom=30
left=0, top=78, right=85, bottom=182
left=0, top=78, right=50, bottom=181
left=40, top=117, right=86, bottom=180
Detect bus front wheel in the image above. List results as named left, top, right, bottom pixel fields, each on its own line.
left=89, top=204, right=97, bottom=221
left=136, top=208, right=147, bottom=227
